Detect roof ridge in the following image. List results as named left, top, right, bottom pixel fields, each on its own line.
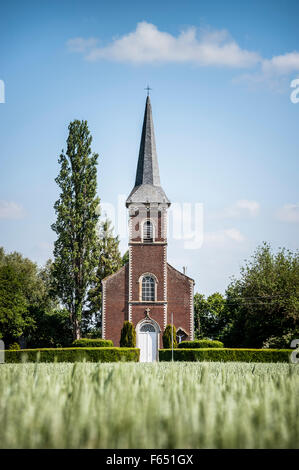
left=167, top=262, right=195, bottom=283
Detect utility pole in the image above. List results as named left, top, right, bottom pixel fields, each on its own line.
left=171, top=312, right=174, bottom=363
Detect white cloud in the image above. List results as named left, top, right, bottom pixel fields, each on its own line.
left=262, top=52, right=299, bottom=76
left=276, top=203, right=299, bottom=223
left=236, top=52, right=299, bottom=89
left=212, top=199, right=260, bottom=219
left=235, top=200, right=260, bottom=215
left=67, top=22, right=260, bottom=68
left=204, top=228, right=245, bottom=247
left=0, top=201, right=25, bottom=219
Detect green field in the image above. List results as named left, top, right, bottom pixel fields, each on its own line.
left=0, top=362, right=298, bottom=448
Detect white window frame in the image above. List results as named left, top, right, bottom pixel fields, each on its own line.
left=139, top=273, right=158, bottom=302
left=141, top=219, right=155, bottom=242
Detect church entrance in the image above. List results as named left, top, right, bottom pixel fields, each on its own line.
left=138, top=322, right=158, bottom=362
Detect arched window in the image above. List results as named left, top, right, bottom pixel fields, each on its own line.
left=142, top=275, right=155, bottom=301
left=143, top=220, right=153, bottom=241
left=140, top=323, right=155, bottom=333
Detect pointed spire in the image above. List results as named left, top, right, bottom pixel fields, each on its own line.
left=135, top=96, right=160, bottom=187
left=126, top=96, right=170, bottom=207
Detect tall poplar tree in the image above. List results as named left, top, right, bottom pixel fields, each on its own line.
left=52, top=120, right=100, bottom=340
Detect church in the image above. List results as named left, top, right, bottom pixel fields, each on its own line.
left=102, top=96, right=195, bottom=362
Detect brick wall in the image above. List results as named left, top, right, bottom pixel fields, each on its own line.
left=103, top=204, right=194, bottom=348
left=167, top=264, right=194, bottom=341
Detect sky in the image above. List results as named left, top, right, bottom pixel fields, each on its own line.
left=0, top=0, right=298, bottom=296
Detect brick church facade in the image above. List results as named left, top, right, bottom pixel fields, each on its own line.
left=102, top=96, right=194, bottom=361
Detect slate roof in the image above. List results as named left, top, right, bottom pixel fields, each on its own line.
left=126, top=96, right=170, bottom=207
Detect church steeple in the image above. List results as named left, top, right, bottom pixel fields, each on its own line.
left=135, top=96, right=160, bottom=187
left=126, top=96, right=170, bottom=207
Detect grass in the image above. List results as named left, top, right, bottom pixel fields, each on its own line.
left=0, top=361, right=298, bottom=448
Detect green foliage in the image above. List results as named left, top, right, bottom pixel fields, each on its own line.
left=178, top=339, right=224, bottom=348
left=72, top=338, right=113, bottom=347
left=52, top=120, right=100, bottom=340
left=27, top=307, right=73, bottom=349
left=120, top=321, right=136, bottom=347
left=0, top=264, right=30, bottom=342
left=159, top=348, right=292, bottom=362
left=262, top=329, right=299, bottom=349
left=162, top=324, right=177, bottom=349
left=86, top=218, right=122, bottom=334
left=8, top=342, right=20, bottom=350
left=122, top=250, right=129, bottom=265
left=0, top=248, right=45, bottom=344
left=223, top=243, right=299, bottom=348
left=4, top=347, right=139, bottom=363
left=194, top=292, right=227, bottom=340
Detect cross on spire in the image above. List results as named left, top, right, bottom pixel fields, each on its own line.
left=144, top=85, right=152, bottom=96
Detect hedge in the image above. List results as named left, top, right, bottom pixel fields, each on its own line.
left=159, top=348, right=293, bottom=363
left=163, top=324, right=177, bottom=349
left=72, top=338, right=113, bottom=348
left=178, top=340, right=224, bottom=349
left=3, top=347, right=139, bottom=363
left=120, top=321, right=136, bottom=347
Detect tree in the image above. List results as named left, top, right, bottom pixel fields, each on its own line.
left=120, top=321, right=136, bottom=347
left=26, top=259, right=73, bottom=348
left=223, top=243, right=299, bottom=348
left=27, top=308, right=73, bottom=348
left=85, top=218, right=122, bottom=336
left=194, top=292, right=227, bottom=340
left=162, top=324, right=177, bottom=349
left=0, top=264, right=31, bottom=344
left=0, top=248, right=74, bottom=348
left=0, top=249, right=45, bottom=346
left=52, top=120, right=100, bottom=340
left=122, top=250, right=129, bottom=265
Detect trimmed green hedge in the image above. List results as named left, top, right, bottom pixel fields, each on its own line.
left=72, top=338, right=113, bottom=348
left=120, top=321, right=136, bottom=347
left=159, top=348, right=292, bottom=363
left=4, top=347, right=139, bottom=363
left=178, top=340, right=224, bottom=349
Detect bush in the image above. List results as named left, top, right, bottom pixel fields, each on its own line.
left=72, top=338, right=113, bottom=348
left=120, top=321, right=136, bottom=347
left=178, top=339, right=224, bottom=349
left=262, top=330, right=299, bottom=349
left=162, top=324, right=177, bottom=349
left=159, top=348, right=292, bottom=363
left=8, top=342, right=21, bottom=350
left=4, top=347, right=139, bottom=363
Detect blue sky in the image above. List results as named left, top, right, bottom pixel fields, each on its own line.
left=0, top=0, right=298, bottom=295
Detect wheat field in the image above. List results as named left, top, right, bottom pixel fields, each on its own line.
left=0, top=362, right=298, bottom=448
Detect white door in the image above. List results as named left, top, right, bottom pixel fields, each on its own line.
left=139, top=324, right=157, bottom=362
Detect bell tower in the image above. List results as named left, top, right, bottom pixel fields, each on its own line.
left=102, top=95, right=194, bottom=355
left=126, top=96, right=171, bottom=346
